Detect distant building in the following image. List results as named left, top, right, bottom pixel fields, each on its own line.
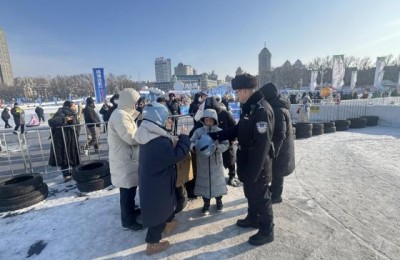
left=225, top=75, right=233, bottom=83
left=174, top=62, right=196, bottom=76
left=154, top=57, right=171, bottom=83
left=172, top=72, right=219, bottom=91
left=258, top=46, right=273, bottom=87
left=0, top=28, right=13, bottom=86
left=235, top=67, right=244, bottom=75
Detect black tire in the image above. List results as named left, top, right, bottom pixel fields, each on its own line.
left=296, top=130, right=312, bottom=139
left=73, top=160, right=110, bottom=182
left=0, top=183, right=49, bottom=212
left=324, top=126, right=336, bottom=133
left=311, top=123, right=324, bottom=136
left=361, top=116, right=379, bottom=126
left=324, top=122, right=335, bottom=128
left=335, top=120, right=350, bottom=128
left=0, top=173, right=43, bottom=199
left=348, top=118, right=367, bottom=129
left=336, top=126, right=349, bottom=131
left=76, top=175, right=112, bottom=193
left=296, top=123, right=313, bottom=132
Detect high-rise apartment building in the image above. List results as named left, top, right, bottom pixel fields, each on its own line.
left=174, top=62, right=195, bottom=76
left=154, top=57, right=171, bottom=82
left=0, top=28, right=13, bottom=86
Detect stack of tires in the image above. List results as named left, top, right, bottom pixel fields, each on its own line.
left=361, top=116, right=379, bottom=126
left=324, top=122, right=336, bottom=133
left=312, top=123, right=324, bottom=136
left=73, top=160, right=111, bottom=193
left=348, top=118, right=367, bottom=129
left=295, top=123, right=313, bottom=139
left=0, top=173, right=49, bottom=212
left=335, top=120, right=351, bottom=131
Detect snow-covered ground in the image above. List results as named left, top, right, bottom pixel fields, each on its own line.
left=0, top=126, right=400, bottom=259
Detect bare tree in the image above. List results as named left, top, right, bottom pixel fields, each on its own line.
left=344, top=56, right=358, bottom=67
left=357, top=56, right=372, bottom=70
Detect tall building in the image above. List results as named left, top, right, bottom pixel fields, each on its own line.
left=0, top=28, right=13, bottom=86
left=154, top=57, right=171, bottom=83
left=258, top=45, right=273, bottom=87
left=174, top=62, right=195, bottom=76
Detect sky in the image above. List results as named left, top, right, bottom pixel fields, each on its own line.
left=1, top=0, right=400, bottom=81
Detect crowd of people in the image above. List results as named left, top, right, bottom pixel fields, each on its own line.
left=35, top=74, right=296, bottom=255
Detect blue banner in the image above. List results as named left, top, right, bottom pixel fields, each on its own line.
left=92, top=68, right=107, bottom=104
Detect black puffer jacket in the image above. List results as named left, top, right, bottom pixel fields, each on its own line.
left=260, top=83, right=295, bottom=177
left=189, top=93, right=201, bottom=116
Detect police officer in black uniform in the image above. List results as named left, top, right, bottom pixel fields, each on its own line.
left=208, top=73, right=275, bottom=245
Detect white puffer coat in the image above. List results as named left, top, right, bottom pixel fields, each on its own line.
left=108, top=88, right=141, bottom=188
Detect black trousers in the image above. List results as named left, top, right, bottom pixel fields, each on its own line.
left=15, top=124, right=25, bottom=134
left=37, top=114, right=45, bottom=122
left=120, top=187, right=138, bottom=227
left=146, top=214, right=175, bottom=243
left=243, top=174, right=273, bottom=231
left=203, top=196, right=222, bottom=205
left=269, top=175, right=284, bottom=199
left=223, top=144, right=236, bottom=178
left=2, top=119, right=11, bottom=128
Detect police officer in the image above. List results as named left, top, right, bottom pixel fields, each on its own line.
left=209, top=73, right=275, bottom=245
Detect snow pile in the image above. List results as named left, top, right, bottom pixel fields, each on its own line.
left=0, top=126, right=400, bottom=259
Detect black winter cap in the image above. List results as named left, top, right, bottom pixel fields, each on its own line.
left=260, top=83, right=278, bottom=101
left=231, top=73, right=257, bottom=90
left=86, top=97, right=95, bottom=104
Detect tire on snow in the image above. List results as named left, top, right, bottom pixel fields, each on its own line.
left=336, top=125, right=350, bottom=131
left=312, top=123, right=324, bottom=136
left=334, top=120, right=350, bottom=128
left=76, top=175, right=112, bottom=193
left=72, top=160, right=110, bottom=182
left=295, top=123, right=313, bottom=139
left=324, top=126, right=336, bottom=133
left=0, top=173, right=44, bottom=199
left=361, top=116, right=379, bottom=126
left=0, top=183, right=49, bottom=212
left=348, top=118, right=367, bottom=129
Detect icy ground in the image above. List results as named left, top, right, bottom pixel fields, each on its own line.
left=0, top=126, right=400, bottom=259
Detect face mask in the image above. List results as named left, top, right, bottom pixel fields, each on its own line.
left=114, top=99, right=119, bottom=104
left=198, top=97, right=202, bottom=102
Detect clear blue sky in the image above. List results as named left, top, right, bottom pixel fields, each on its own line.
left=1, top=0, right=399, bottom=81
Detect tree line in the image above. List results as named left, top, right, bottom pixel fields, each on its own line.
left=0, top=74, right=140, bottom=102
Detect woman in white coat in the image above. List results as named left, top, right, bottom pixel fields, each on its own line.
left=298, top=92, right=312, bottom=122
left=108, top=88, right=142, bottom=231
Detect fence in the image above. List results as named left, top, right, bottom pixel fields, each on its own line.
left=0, top=116, right=195, bottom=179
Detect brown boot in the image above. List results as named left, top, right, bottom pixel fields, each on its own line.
left=163, top=219, right=178, bottom=236
left=146, top=240, right=170, bottom=255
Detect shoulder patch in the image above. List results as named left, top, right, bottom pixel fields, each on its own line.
left=256, top=121, right=268, bottom=134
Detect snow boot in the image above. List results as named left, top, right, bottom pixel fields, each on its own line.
left=216, top=198, right=224, bottom=212
left=146, top=240, right=170, bottom=255
left=122, top=221, right=143, bottom=231
left=249, top=226, right=274, bottom=246
left=163, top=219, right=178, bottom=236
left=201, top=204, right=210, bottom=215
left=236, top=217, right=259, bottom=229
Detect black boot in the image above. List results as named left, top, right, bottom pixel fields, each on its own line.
left=216, top=198, right=224, bottom=212
left=236, top=216, right=259, bottom=228
left=249, top=225, right=274, bottom=246
left=122, top=220, right=143, bottom=231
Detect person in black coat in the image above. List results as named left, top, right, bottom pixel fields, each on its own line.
left=1, top=107, right=12, bottom=128
left=208, top=74, right=275, bottom=246
left=35, top=106, right=45, bottom=123
left=82, top=97, right=101, bottom=152
left=167, top=93, right=181, bottom=134
left=135, top=103, right=190, bottom=255
left=48, top=101, right=80, bottom=182
left=104, top=93, right=119, bottom=122
left=188, top=92, right=202, bottom=117
left=260, top=83, right=295, bottom=204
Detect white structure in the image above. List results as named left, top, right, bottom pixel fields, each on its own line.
left=0, top=28, right=13, bottom=86
left=154, top=57, right=171, bottom=83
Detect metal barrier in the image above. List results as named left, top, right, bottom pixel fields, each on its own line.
left=0, top=116, right=195, bottom=179
left=290, top=99, right=369, bottom=122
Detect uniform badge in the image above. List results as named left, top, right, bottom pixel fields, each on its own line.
left=256, top=121, right=268, bottom=134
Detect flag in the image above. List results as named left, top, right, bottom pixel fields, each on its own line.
left=373, top=57, right=386, bottom=90
left=350, top=71, right=358, bottom=89
left=310, top=71, right=318, bottom=91
left=332, top=55, right=345, bottom=91
left=92, top=68, right=107, bottom=103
